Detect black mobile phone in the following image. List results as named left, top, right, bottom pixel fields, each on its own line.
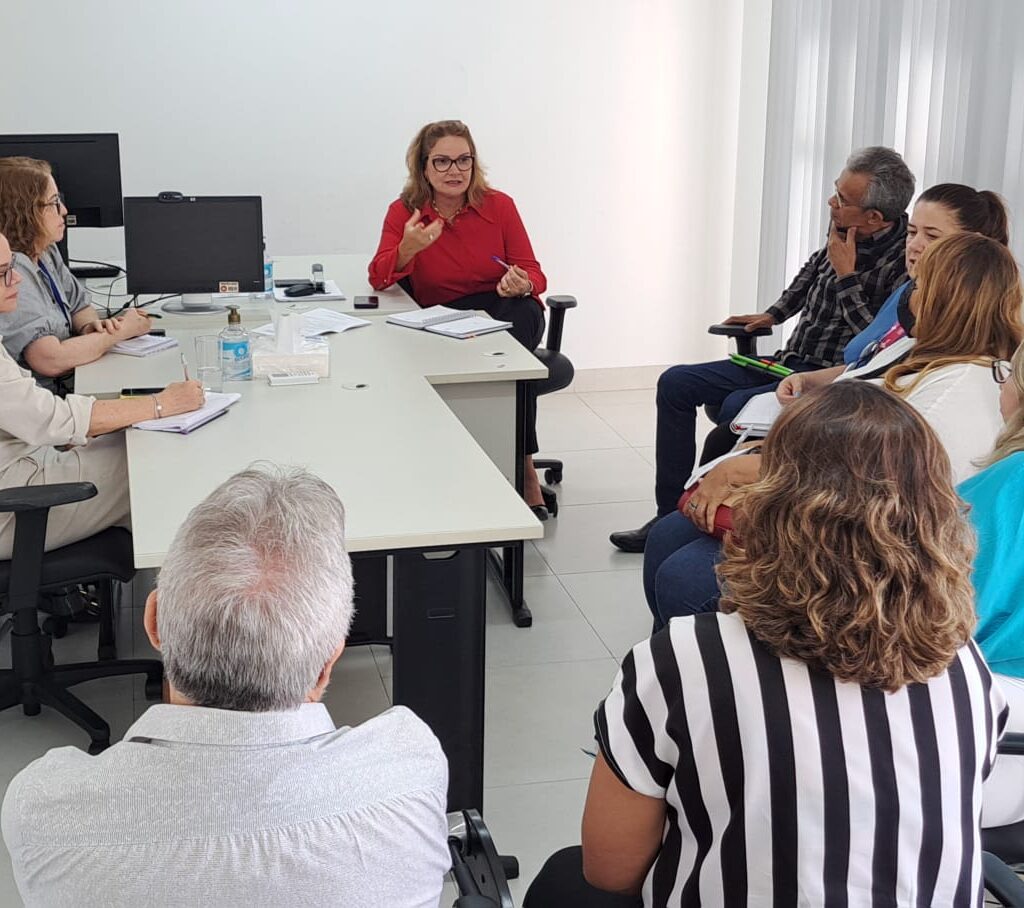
left=354, top=295, right=379, bottom=309
left=120, top=387, right=165, bottom=398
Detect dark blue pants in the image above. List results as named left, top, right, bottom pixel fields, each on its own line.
left=643, top=511, right=723, bottom=630
left=654, top=358, right=817, bottom=515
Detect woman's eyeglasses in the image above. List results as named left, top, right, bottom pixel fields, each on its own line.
left=39, top=193, right=66, bottom=213
left=0, top=259, right=14, bottom=287
left=428, top=154, right=474, bottom=173
left=993, top=360, right=1013, bottom=384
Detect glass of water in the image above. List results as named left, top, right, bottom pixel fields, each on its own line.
left=194, top=336, right=223, bottom=393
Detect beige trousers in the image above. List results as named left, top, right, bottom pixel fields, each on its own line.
left=0, top=433, right=131, bottom=561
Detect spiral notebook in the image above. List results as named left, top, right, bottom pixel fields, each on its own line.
left=387, top=307, right=511, bottom=338
left=132, top=392, right=241, bottom=434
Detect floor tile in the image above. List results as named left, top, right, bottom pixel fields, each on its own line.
left=540, top=448, right=654, bottom=507
left=485, top=575, right=612, bottom=667
left=578, top=389, right=655, bottom=408
left=560, top=570, right=652, bottom=661
left=523, top=540, right=552, bottom=577
left=635, top=445, right=657, bottom=467
left=534, top=500, right=654, bottom=575
left=585, top=402, right=656, bottom=447
left=484, top=658, right=618, bottom=788
left=483, top=778, right=590, bottom=904
left=537, top=396, right=627, bottom=452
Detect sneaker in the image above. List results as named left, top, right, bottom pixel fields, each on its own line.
left=609, top=516, right=659, bottom=553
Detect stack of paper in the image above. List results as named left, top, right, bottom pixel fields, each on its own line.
left=133, top=392, right=241, bottom=434
left=387, top=306, right=511, bottom=338
left=110, top=334, right=180, bottom=357
left=252, top=308, right=371, bottom=338
left=730, top=392, right=782, bottom=436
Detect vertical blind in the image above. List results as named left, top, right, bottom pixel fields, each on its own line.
left=757, top=0, right=1024, bottom=313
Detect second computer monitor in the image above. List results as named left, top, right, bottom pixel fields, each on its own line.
left=124, top=195, right=264, bottom=310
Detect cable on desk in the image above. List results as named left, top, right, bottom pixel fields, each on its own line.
left=69, top=258, right=126, bottom=274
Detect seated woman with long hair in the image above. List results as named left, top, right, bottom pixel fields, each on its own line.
left=526, top=381, right=1005, bottom=907
left=644, top=231, right=1023, bottom=627
left=960, top=341, right=1024, bottom=828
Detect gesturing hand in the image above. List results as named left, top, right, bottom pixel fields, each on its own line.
left=398, top=208, right=443, bottom=259
left=775, top=372, right=805, bottom=405
left=723, top=312, right=775, bottom=333
left=827, top=223, right=858, bottom=277
left=496, top=264, right=532, bottom=298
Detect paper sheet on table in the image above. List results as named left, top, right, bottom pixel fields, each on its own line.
left=252, top=308, right=371, bottom=338
left=132, top=392, right=241, bottom=433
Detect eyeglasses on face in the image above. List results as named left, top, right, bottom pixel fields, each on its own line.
left=0, top=259, right=14, bottom=287
left=993, top=360, right=1013, bottom=384
left=39, top=192, right=66, bottom=214
left=428, top=154, right=474, bottom=173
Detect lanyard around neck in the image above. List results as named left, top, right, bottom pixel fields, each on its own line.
left=37, top=259, right=73, bottom=332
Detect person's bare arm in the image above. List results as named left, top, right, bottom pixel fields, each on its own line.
left=24, top=332, right=119, bottom=377
left=87, top=381, right=204, bottom=437
left=71, top=306, right=101, bottom=333
left=581, top=753, right=666, bottom=896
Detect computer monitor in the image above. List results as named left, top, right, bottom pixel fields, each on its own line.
left=0, top=133, right=123, bottom=277
left=123, top=195, right=264, bottom=312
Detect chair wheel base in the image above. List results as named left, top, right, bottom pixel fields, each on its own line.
left=543, top=467, right=562, bottom=485
left=540, top=487, right=558, bottom=517
left=42, top=616, right=68, bottom=639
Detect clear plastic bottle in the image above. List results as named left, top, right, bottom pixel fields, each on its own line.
left=219, top=305, right=252, bottom=381
left=263, top=236, right=274, bottom=298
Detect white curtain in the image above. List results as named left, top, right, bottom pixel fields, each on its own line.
left=757, top=0, right=1024, bottom=313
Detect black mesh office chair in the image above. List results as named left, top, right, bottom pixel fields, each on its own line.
left=983, top=732, right=1024, bottom=901
left=704, top=322, right=774, bottom=424
left=0, top=482, right=163, bottom=754
left=449, top=809, right=518, bottom=907
left=533, top=295, right=577, bottom=517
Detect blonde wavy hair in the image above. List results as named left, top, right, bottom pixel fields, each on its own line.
left=718, top=381, right=976, bottom=692
left=400, top=120, right=491, bottom=211
left=0, top=159, right=53, bottom=257
left=884, top=232, right=1023, bottom=396
left=982, top=341, right=1024, bottom=467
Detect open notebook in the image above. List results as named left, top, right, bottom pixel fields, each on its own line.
left=132, top=392, right=241, bottom=434
left=386, top=306, right=511, bottom=338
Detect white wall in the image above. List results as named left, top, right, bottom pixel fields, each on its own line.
left=6, top=0, right=769, bottom=372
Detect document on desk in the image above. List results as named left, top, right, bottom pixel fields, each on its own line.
left=110, top=334, right=180, bottom=357
left=132, top=392, right=241, bottom=434
left=252, top=308, right=371, bottom=338
left=424, top=315, right=512, bottom=339
left=387, top=306, right=511, bottom=338
left=271, top=281, right=346, bottom=302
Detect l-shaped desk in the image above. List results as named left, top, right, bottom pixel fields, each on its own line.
left=76, top=254, right=547, bottom=810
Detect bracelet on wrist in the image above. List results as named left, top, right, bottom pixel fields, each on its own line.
left=151, top=394, right=163, bottom=420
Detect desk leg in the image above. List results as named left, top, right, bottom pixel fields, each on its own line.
left=393, top=548, right=486, bottom=812
left=496, top=380, right=531, bottom=627
left=348, top=555, right=388, bottom=646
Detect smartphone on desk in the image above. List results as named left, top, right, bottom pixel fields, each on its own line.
left=354, top=295, right=379, bottom=309
left=120, top=387, right=165, bottom=398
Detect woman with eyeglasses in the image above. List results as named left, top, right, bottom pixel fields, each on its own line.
left=0, top=159, right=152, bottom=394
left=0, top=230, right=203, bottom=560
left=368, top=120, right=551, bottom=516
left=960, top=342, right=1024, bottom=828
left=644, top=232, right=1023, bottom=627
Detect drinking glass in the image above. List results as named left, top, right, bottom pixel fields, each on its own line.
left=194, top=335, right=223, bottom=393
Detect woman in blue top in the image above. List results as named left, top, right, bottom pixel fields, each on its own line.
left=960, top=340, right=1024, bottom=828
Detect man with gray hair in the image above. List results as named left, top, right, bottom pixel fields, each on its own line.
left=2, top=465, right=451, bottom=907
left=611, top=146, right=914, bottom=552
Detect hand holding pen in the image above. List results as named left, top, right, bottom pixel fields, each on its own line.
left=492, top=256, right=533, bottom=298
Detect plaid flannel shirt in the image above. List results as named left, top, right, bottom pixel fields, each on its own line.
left=766, top=215, right=909, bottom=367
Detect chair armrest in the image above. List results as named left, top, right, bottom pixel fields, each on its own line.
left=708, top=323, right=774, bottom=339
left=998, top=733, right=1024, bottom=757
left=546, top=295, right=577, bottom=310
left=543, top=296, right=577, bottom=353
left=982, top=851, right=1024, bottom=906
left=0, top=482, right=97, bottom=514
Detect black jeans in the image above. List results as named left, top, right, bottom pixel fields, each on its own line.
left=524, top=846, right=644, bottom=907
left=446, top=291, right=546, bottom=455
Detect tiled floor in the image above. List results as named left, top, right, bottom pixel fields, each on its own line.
left=0, top=387, right=696, bottom=907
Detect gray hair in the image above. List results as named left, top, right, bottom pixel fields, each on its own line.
left=845, top=146, right=916, bottom=221
left=156, top=464, right=354, bottom=712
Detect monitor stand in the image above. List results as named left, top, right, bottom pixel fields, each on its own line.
left=161, top=294, right=227, bottom=315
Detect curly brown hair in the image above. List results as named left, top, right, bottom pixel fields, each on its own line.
left=718, top=381, right=976, bottom=691
left=0, top=159, right=52, bottom=257
left=400, top=120, right=492, bottom=212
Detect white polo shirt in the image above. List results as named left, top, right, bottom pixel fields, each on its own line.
left=2, top=703, right=450, bottom=907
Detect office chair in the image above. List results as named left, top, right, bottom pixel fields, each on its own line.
left=449, top=809, right=517, bottom=908
left=704, top=322, right=774, bottom=424
left=0, top=482, right=163, bottom=755
left=983, top=733, right=1024, bottom=862
left=533, top=295, right=577, bottom=517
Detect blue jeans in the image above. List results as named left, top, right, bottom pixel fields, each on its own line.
left=654, top=358, right=818, bottom=515
left=643, top=511, right=723, bottom=630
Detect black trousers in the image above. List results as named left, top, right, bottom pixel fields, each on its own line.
left=524, top=846, right=644, bottom=908
left=446, top=291, right=546, bottom=456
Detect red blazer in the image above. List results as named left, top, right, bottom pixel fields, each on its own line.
left=368, top=190, right=546, bottom=307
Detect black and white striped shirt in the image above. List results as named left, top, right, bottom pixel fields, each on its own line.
left=595, top=612, right=1006, bottom=907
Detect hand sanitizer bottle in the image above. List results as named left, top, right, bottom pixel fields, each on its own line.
left=220, top=305, right=252, bottom=381
left=263, top=236, right=274, bottom=298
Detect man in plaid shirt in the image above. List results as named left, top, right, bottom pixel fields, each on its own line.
left=611, top=147, right=914, bottom=552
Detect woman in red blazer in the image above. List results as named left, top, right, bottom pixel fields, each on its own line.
left=370, top=120, right=550, bottom=517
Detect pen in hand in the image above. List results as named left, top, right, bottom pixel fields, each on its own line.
left=491, top=255, right=512, bottom=270
left=181, top=353, right=191, bottom=382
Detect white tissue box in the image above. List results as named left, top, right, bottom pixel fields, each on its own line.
left=251, top=336, right=330, bottom=378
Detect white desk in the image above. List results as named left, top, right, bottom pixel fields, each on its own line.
left=76, top=303, right=546, bottom=810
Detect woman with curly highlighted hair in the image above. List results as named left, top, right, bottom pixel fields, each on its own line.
left=526, top=381, right=1005, bottom=907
